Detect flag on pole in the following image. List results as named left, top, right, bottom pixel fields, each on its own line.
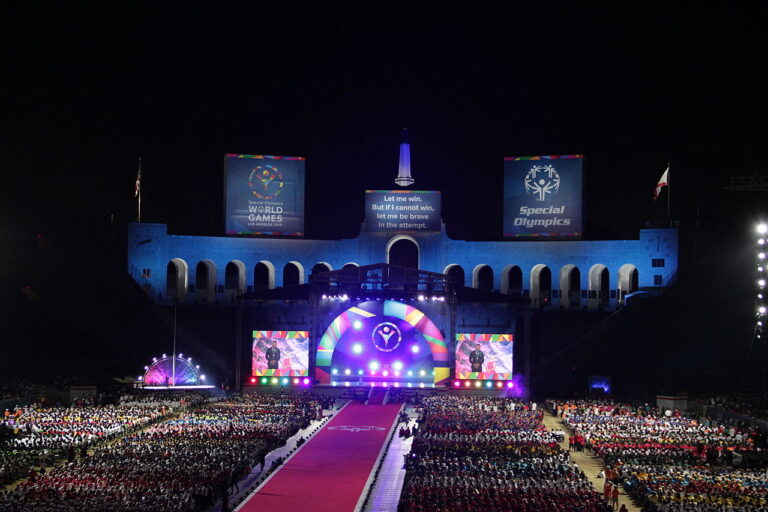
left=654, top=166, right=669, bottom=200
left=135, top=159, right=142, bottom=198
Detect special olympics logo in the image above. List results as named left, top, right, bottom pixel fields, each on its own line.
left=524, top=164, right=560, bottom=202
left=249, top=165, right=284, bottom=200
left=327, top=425, right=386, bottom=432
left=371, top=322, right=402, bottom=352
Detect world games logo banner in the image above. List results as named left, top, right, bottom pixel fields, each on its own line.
left=224, top=154, right=305, bottom=236
left=503, top=155, right=583, bottom=238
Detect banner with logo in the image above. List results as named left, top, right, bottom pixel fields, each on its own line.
left=503, top=155, right=583, bottom=238
left=224, top=154, right=305, bottom=236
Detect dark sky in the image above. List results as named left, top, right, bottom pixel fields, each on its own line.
left=1, top=3, right=767, bottom=240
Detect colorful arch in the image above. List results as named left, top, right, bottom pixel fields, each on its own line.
left=316, top=300, right=449, bottom=384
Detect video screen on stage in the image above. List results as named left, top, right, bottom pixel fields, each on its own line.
left=252, top=330, right=309, bottom=377
left=224, top=154, right=305, bottom=236
left=364, top=190, right=441, bottom=232
left=503, top=155, right=583, bottom=239
left=455, top=333, right=513, bottom=380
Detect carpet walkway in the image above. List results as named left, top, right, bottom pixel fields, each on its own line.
left=236, top=402, right=402, bottom=512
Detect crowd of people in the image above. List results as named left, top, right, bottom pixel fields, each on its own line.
left=398, top=396, right=612, bottom=512
left=549, top=399, right=768, bottom=512
left=1, top=393, right=324, bottom=511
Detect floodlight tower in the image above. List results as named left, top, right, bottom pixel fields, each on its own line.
left=395, top=129, right=414, bottom=187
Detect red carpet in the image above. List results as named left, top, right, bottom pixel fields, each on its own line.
left=237, top=402, right=401, bottom=512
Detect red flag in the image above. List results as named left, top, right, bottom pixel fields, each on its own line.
left=654, top=167, right=669, bottom=200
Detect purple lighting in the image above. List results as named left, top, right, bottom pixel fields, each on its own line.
left=506, top=381, right=514, bottom=388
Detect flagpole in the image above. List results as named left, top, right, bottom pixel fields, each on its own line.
left=667, top=162, right=671, bottom=226
left=137, top=157, right=142, bottom=223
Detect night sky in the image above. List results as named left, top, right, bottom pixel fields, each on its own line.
left=2, top=4, right=767, bottom=385
left=2, top=3, right=765, bottom=239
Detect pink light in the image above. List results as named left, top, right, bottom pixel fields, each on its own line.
left=302, top=378, right=310, bottom=385
left=371, top=371, right=377, bottom=376
left=507, top=381, right=514, bottom=388
left=454, top=381, right=461, bottom=387
left=383, top=370, right=389, bottom=377
left=394, top=371, right=400, bottom=376
left=293, top=378, right=299, bottom=384
left=250, top=377, right=256, bottom=384
left=496, top=382, right=503, bottom=388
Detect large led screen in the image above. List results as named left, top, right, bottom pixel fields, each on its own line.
left=455, top=333, right=513, bottom=380
left=503, top=155, right=583, bottom=238
left=364, top=190, right=441, bottom=232
left=225, top=154, right=305, bottom=236
left=252, top=330, right=309, bottom=377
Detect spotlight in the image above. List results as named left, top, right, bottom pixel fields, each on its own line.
left=344, top=369, right=351, bottom=375
left=152, top=357, right=157, bottom=362
left=454, top=381, right=461, bottom=387
left=419, top=383, right=425, bottom=388
left=496, top=382, right=503, bottom=388
left=332, top=368, right=338, bottom=375
left=759, top=267, right=764, bottom=272
left=407, top=382, right=412, bottom=387
left=417, top=294, right=425, bottom=301
left=137, top=376, right=143, bottom=381
left=331, top=381, right=337, bottom=386
left=322, top=294, right=327, bottom=299
left=383, top=370, right=389, bottom=377
left=419, top=370, right=426, bottom=376
left=760, top=239, right=766, bottom=245
left=352, top=343, right=363, bottom=354
left=357, top=369, right=364, bottom=375
left=369, top=361, right=380, bottom=371
left=507, top=382, right=514, bottom=388
left=144, top=366, right=149, bottom=370
left=759, top=253, right=766, bottom=260
left=394, top=371, right=400, bottom=376
left=758, top=224, right=767, bottom=234
left=250, top=377, right=256, bottom=384
left=195, top=365, right=200, bottom=369
left=411, top=345, right=420, bottom=353
left=261, top=377, right=268, bottom=384
left=393, top=361, right=403, bottom=371
left=188, top=357, right=192, bottom=361
left=162, top=353, right=167, bottom=358
left=341, top=294, right=348, bottom=300
left=486, top=381, right=493, bottom=388
left=407, top=370, right=413, bottom=377
left=759, top=294, right=764, bottom=299
left=293, top=378, right=299, bottom=384
left=178, top=353, right=183, bottom=357
left=760, top=306, right=767, bottom=314
left=475, top=381, right=482, bottom=387
left=465, top=381, right=471, bottom=387
left=394, top=382, right=400, bottom=388
left=344, top=381, right=350, bottom=387
left=271, top=378, right=278, bottom=384
left=303, top=378, right=310, bottom=385
left=281, top=378, right=288, bottom=385
left=353, top=321, right=362, bottom=330
left=200, top=375, right=206, bottom=381
left=759, top=321, right=763, bottom=326
left=760, top=280, right=766, bottom=288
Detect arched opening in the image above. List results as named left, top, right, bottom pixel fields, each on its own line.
left=387, top=236, right=419, bottom=269
left=444, top=264, right=466, bottom=287
left=195, top=260, right=216, bottom=303
left=588, top=264, right=610, bottom=309
left=530, top=264, right=552, bottom=308
left=501, top=265, right=523, bottom=296
left=166, top=258, right=188, bottom=302
left=559, top=265, right=581, bottom=308
left=617, top=264, right=639, bottom=303
left=282, top=261, right=304, bottom=287
left=473, top=264, right=494, bottom=291
left=224, top=260, right=246, bottom=298
left=342, top=262, right=360, bottom=270
left=310, top=262, right=332, bottom=277
left=253, top=261, right=275, bottom=292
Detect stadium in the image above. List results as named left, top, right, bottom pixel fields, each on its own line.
left=2, top=5, right=767, bottom=512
